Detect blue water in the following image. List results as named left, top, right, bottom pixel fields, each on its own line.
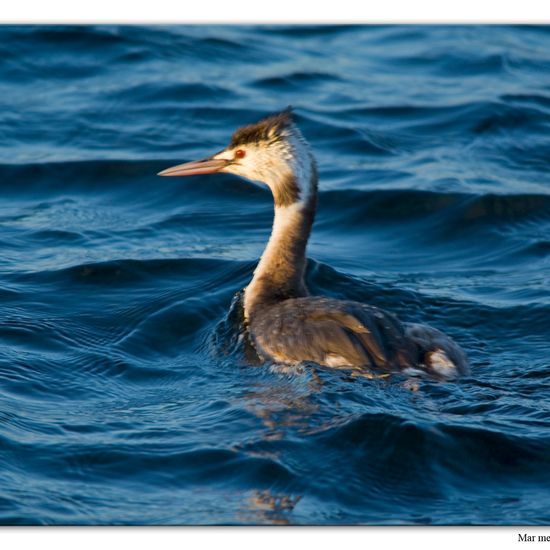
left=0, top=24, right=550, bottom=525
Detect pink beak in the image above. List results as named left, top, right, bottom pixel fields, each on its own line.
left=157, top=156, right=230, bottom=177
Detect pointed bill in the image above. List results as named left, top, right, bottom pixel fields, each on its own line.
left=158, top=157, right=229, bottom=177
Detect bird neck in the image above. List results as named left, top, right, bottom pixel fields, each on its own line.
left=244, top=160, right=318, bottom=319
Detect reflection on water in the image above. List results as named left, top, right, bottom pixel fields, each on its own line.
left=245, top=489, right=302, bottom=525
left=241, top=367, right=322, bottom=440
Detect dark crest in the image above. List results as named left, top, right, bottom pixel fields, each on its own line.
left=229, top=107, right=294, bottom=148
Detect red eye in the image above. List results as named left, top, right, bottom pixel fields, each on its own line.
left=235, top=149, right=246, bottom=159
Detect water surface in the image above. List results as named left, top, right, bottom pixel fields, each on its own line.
left=0, top=25, right=550, bottom=524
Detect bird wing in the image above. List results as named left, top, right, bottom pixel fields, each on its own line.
left=250, top=297, right=416, bottom=370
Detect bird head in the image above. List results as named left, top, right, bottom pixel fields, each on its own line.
left=158, top=108, right=315, bottom=207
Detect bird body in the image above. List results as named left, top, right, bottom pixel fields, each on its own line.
left=250, top=296, right=414, bottom=370
left=159, top=109, right=470, bottom=379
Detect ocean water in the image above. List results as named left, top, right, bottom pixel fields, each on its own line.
left=0, top=24, right=549, bottom=525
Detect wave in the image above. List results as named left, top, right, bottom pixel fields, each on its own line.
left=319, top=189, right=550, bottom=223
left=4, top=158, right=550, bottom=213
left=314, top=412, right=550, bottom=491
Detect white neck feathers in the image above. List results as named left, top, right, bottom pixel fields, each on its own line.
left=243, top=152, right=318, bottom=319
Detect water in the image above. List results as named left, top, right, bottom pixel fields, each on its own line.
left=0, top=24, right=549, bottom=525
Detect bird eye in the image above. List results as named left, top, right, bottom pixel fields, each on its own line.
left=235, top=149, right=246, bottom=159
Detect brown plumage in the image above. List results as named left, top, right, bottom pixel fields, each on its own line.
left=158, top=109, right=470, bottom=379
left=251, top=297, right=417, bottom=371
left=229, top=107, right=294, bottom=149
left=272, top=173, right=302, bottom=208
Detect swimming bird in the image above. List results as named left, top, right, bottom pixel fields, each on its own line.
left=158, top=109, right=469, bottom=379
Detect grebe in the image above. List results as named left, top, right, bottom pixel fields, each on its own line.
left=159, top=109, right=469, bottom=379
